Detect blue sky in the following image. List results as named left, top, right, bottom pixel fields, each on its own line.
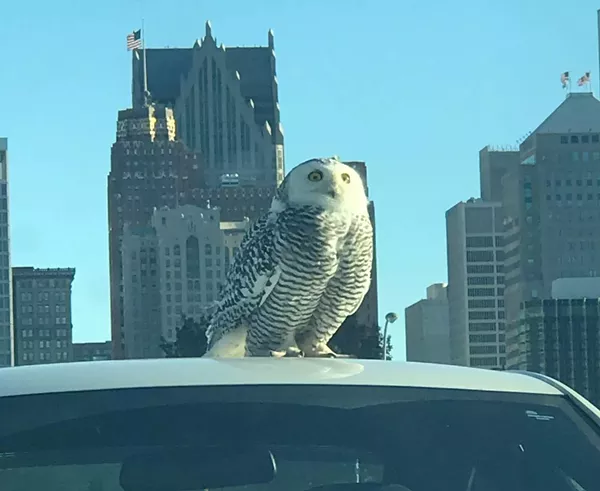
left=1, top=0, right=599, bottom=358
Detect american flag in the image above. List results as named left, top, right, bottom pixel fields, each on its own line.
left=560, top=71, right=569, bottom=88
left=127, top=29, right=142, bottom=51
left=577, top=72, right=591, bottom=87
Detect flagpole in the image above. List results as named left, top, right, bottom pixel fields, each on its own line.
left=597, top=10, right=600, bottom=96
left=142, top=18, right=148, bottom=105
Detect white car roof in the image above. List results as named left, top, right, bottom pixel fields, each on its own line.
left=0, top=358, right=563, bottom=398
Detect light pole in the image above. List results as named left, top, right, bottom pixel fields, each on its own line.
left=382, top=312, right=398, bottom=360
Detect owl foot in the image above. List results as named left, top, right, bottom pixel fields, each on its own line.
left=300, top=344, right=349, bottom=358
left=269, top=346, right=305, bottom=358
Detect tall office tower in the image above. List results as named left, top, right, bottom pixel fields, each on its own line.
left=0, top=139, right=11, bottom=367
left=121, top=204, right=248, bottom=358
left=446, top=199, right=506, bottom=369
left=502, top=92, right=600, bottom=368
left=12, top=267, right=76, bottom=365
left=132, top=21, right=285, bottom=188
left=405, top=283, right=451, bottom=364
left=108, top=104, right=204, bottom=359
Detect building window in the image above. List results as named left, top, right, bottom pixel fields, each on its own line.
left=466, top=251, right=494, bottom=263
left=186, top=236, right=200, bottom=279
left=465, top=236, right=493, bottom=248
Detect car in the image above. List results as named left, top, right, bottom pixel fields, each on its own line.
left=0, top=358, right=599, bottom=491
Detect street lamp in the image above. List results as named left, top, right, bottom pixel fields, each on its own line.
left=382, top=312, right=399, bottom=360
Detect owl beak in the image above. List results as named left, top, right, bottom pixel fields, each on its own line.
left=326, top=183, right=340, bottom=198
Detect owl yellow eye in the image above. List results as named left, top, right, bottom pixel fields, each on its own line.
left=341, top=173, right=351, bottom=183
left=307, top=170, right=323, bottom=182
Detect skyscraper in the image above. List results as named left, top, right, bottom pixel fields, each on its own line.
left=12, top=267, right=75, bottom=365
left=0, top=139, right=12, bottom=367
left=405, top=283, right=451, bottom=364
left=132, top=22, right=285, bottom=188
left=502, top=92, right=600, bottom=368
left=446, top=198, right=506, bottom=369
left=108, top=104, right=204, bottom=359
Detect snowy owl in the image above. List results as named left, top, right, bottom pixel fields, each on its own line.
left=204, top=157, right=373, bottom=358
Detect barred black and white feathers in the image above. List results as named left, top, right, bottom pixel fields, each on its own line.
left=204, top=157, right=373, bottom=358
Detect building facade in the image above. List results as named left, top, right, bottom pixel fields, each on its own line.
left=404, top=283, right=451, bottom=364
left=446, top=199, right=506, bottom=369
left=132, top=22, right=285, bottom=188
left=12, top=267, right=75, bottom=365
left=73, top=341, right=112, bottom=361
left=518, top=296, right=600, bottom=406
left=121, top=224, right=162, bottom=359
left=510, top=277, right=600, bottom=406
left=108, top=104, right=204, bottom=359
left=121, top=205, right=248, bottom=358
left=503, top=92, right=600, bottom=367
left=0, top=139, right=11, bottom=367
left=479, top=145, right=520, bottom=202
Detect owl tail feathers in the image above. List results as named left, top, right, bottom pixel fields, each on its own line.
left=203, top=325, right=248, bottom=358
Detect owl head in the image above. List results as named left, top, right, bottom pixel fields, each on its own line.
left=271, top=157, right=369, bottom=214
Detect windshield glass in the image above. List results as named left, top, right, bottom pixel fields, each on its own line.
left=0, top=385, right=598, bottom=491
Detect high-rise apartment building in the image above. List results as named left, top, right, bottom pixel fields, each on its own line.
left=108, top=104, right=204, bottom=359
left=502, top=92, right=600, bottom=368
left=446, top=199, right=506, bottom=369
left=121, top=205, right=248, bottom=358
left=132, top=22, right=285, bottom=188
left=12, top=267, right=75, bottom=365
left=405, top=283, right=451, bottom=364
left=0, top=139, right=12, bottom=367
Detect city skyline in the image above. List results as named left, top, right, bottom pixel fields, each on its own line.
left=2, top=1, right=600, bottom=355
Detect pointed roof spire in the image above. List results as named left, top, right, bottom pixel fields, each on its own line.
left=205, top=20, right=212, bottom=39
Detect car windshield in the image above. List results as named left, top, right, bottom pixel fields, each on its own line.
left=0, top=385, right=599, bottom=491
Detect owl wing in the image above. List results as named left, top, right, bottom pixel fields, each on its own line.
left=206, top=213, right=282, bottom=352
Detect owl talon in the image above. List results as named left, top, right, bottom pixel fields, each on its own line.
left=286, top=347, right=305, bottom=357
left=267, top=347, right=304, bottom=358
left=299, top=344, right=349, bottom=358
left=269, top=350, right=287, bottom=358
